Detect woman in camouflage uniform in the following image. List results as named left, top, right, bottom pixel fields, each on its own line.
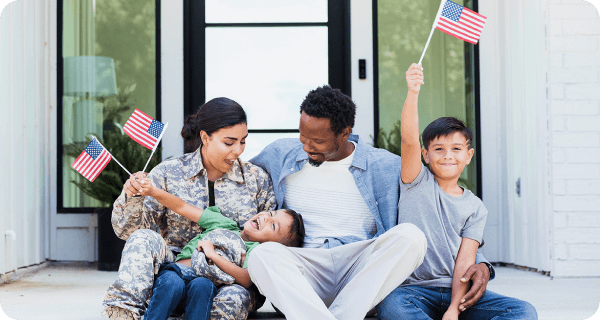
left=102, top=98, right=277, bottom=320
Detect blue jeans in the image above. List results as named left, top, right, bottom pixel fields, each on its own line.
left=377, top=285, right=537, bottom=320
left=144, top=262, right=218, bottom=320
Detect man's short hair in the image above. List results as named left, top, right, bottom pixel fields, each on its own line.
left=300, top=86, right=356, bottom=135
left=283, top=209, right=305, bottom=248
left=422, top=117, right=474, bottom=150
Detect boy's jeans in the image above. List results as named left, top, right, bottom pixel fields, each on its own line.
left=377, top=285, right=538, bottom=320
left=144, top=262, right=217, bottom=320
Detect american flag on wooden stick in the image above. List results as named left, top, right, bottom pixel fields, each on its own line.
left=435, top=0, right=487, bottom=44
left=123, top=109, right=166, bottom=150
left=71, top=138, right=112, bottom=182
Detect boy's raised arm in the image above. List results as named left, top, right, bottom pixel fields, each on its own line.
left=139, top=179, right=204, bottom=223
left=401, top=63, right=425, bottom=184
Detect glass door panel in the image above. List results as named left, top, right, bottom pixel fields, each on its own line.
left=205, top=27, right=328, bottom=130
left=377, top=0, right=479, bottom=194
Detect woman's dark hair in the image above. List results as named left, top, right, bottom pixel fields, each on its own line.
left=181, top=97, right=247, bottom=153
left=422, top=117, right=474, bottom=150
left=300, top=85, right=355, bottom=135
left=283, top=209, right=305, bottom=248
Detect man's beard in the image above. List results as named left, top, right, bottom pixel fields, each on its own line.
left=308, top=158, right=323, bottom=167
left=307, top=141, right=343, bottom=167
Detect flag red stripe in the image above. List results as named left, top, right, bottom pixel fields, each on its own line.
left=124, top=118, right=157, bottom=141
left=123, top=124, right=156, bottom=145
left=439, top=23, right=480, bottom=43
left=132, top=109, right=153, bottom=122
left=437, top=27, right=478, bottom=44
left=440, top=16, right=482, bottom=37
left=437, top=19, right=479, bottom=42
left=462, top=6, right=487, bottom=22
left=123, top=126, right=156, bottom=149
left=125, top=116, right=151, bottom=134
left=125, top=119, right=153, bottom=139
left=440, top=16, right=482, bottom=36
left=130, top=112, right=152, bottom=126
left=87, top=151, right=111, bottom=182
left=460, top=13, right=485, bottom=29
left=123, top=127, right=154, bottom=149
left=71, top=150, right=87, bottom=169
left=80, top=155, right=97, bottom=179
left=76, top=154, right=94, bottom=175
left=437, top=25, right=478, bottom=43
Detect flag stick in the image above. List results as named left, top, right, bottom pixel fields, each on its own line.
left=91, top=136, right=133, bottom=176
left=143, top=122, right=169, bottom=173
left=419, top=0, right=447, bottom=65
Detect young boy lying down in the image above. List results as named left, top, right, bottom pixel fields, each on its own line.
left=138, top=178, right=305, bottom=320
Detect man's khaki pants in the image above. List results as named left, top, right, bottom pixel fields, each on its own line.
left=248, top=223, right=427, bottom=320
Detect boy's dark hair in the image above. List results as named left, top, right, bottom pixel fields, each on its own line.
left=300, top=85, right=355, bottom=135
left=282, top=209, right=305, bottom=248
left=422, top=117, right=474, bottom=150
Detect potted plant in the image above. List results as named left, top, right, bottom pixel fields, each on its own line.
left=64, top=87, right=163, bottom=271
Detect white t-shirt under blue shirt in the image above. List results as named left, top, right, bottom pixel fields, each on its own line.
left=398, top=164, right=488, bottom=288
left=283, top=142, right=377, bottom=248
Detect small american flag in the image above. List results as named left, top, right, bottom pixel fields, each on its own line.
left=123, top=109, right=166, bottom=150
left=71, top=138, right=112, bottom=182
left=435, top=0, right=487, bottom=44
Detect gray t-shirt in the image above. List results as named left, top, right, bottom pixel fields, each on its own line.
left=398, top=164, right=488, bottom=288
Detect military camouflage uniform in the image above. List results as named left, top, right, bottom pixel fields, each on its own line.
left=102, top=148, right=276, bottom=320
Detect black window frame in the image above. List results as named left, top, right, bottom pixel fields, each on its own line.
left=57, top=0, right=162, bottom=213
left=372, top=0, right=482, bottom=198
left=183, top=0, right=351, bottom=135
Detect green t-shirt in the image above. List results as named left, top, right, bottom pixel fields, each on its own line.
left=176, top=206, right=259, bottom=269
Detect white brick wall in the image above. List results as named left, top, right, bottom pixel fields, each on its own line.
left=548, top=0, right=600, bottom=277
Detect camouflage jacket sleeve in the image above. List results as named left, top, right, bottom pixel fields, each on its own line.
left=111, top=165, right=167, bottom=240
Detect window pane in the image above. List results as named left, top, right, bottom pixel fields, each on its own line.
left=62, top=0, right=157, bottom=208
left=241, top=132, right=300, bottom=161
left=377, top=0, right=478, bottom=194
left=206, top=0, right=328, bottom=23
left=206, top=27, right=328, bottom=130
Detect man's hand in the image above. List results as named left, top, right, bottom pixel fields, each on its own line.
left=197, top=240, right=217, bottom=260
left=406, top=63, right=424, bottom=93
left=123, top=172, right=148, bottom=197
left=458, top=263, right=490, bottom=311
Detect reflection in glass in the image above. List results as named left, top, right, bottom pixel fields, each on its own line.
left=206, top=0, right=328, bottom=23
left=62, top=0, right=156, bottom=208
left=241, top=132, right=300, bottom=161
left=377, top=0, right=478, bottom=193
left=206, top=27, right=328, bottom=130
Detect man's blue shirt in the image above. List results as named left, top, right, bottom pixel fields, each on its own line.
left=250, top=134, right=402, bottom=247
left=249, top=134, right=495, bottom=278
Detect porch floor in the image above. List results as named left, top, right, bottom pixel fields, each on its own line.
left=0, top=262, right=599, bottom=320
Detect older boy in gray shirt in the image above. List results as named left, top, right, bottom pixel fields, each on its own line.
left=376, top=63, right=537, bottom=320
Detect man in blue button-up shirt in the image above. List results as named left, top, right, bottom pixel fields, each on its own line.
left=247, top=86, right=491, bottom=320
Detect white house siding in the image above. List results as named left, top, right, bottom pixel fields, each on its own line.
left=0, top=0, right=55, bottom=275
left=479, top=0, right=551, bottom=272
left=548, top=0, right=600, bottom=277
